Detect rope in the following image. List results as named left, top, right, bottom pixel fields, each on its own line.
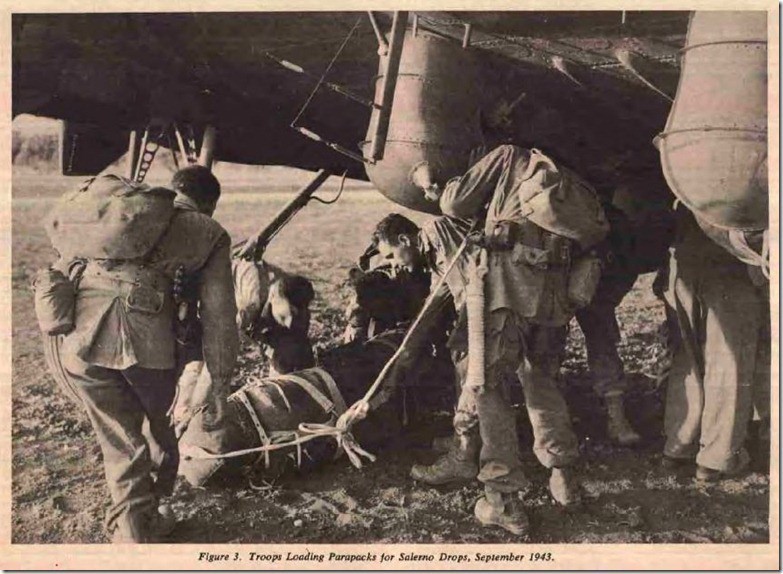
left=291, top=16, right=363, bottom=128
left=728, top=228, right=770, bottom=279
left=181, top=226, right=479, bottom=469
left=330, top=224, right=479, bottom=432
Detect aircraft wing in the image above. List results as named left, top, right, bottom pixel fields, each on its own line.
left=13, top=11, right=688, bottom=194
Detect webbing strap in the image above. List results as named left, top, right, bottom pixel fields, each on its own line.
left=43, top=334, right=85, bottom=408
left=278, top=371, right=335, bottom=415
left=267, top=380, right=293, bottom=411
left=312, top=367, right=347, bottom=416
left=233, top=389, right=272, bottom=468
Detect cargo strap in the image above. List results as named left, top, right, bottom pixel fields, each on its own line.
left=182, top=232, right=477, bottom=469
left=313, top=367, right=348, bottom=417
left=279, top=371, right=336, bottom=415
left=233, top=388, right=274, bottom=469
left=184, top=367, right=350, bottom=468
left=728, top=228, right=769, bottom=279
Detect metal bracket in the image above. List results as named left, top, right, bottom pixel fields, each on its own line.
left=368, top=11, right=408, bottom=162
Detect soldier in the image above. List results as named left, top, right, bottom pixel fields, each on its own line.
left=572, top=202, right=642, bottom=446
left=661, top=207, right=769, bottom=481
left=353, top=144, right=602, bottom=532
left=346, top=207, right=643, bottom=448
left=407, top=144, right=608, bottom=534
left=50, top=165, right=239, bottom=543
left=342, top=239, right=432, bottom=344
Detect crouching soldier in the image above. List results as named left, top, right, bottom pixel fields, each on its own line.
left=342, top=234, right=432, bottom=344
left=36, top=165, right=238, bottom=543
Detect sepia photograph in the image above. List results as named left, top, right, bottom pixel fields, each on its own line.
left=3, top=3, right=778, bottom=570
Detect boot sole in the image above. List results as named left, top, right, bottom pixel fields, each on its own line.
left=477, top=518, right=529, bottom=536
left=695, top=464, right=749, bottom=483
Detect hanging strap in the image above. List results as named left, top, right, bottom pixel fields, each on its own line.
left=728, top=228, right=770, bottom=279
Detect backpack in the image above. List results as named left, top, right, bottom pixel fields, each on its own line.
left=44, top=174, right=176, bottom=261
left=518, top=149, right=609, bottom=251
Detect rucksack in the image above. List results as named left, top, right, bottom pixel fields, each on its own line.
left=44, top=174, right=176, bottom=261
left=517, top=149, right=609, bottom=251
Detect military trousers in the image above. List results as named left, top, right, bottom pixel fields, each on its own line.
left=662, top=252, right=769, bottom=472
left=574, top=267, right=638, bottom=398
left=61, top=353, right=178, bottom=536
left=452, top=308, right=579, bottom=493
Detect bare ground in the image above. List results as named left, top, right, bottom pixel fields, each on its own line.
left=11, top=173, right=770, bottom=544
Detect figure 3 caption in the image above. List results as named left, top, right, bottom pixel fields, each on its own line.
left=197, top=550, right=555, bottom=566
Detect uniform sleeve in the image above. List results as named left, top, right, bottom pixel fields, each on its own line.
left=439, top=144, right=519, bottom=219
left=198, top=232, right=240, bottom=387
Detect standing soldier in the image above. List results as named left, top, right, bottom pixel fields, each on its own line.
left=661, top=207, right=769, bottom=481
left=37, top=165, right=238, bottom=543
left=412, top=144, right=608, bottom=534
left=349, top=144, right=608, bottom=535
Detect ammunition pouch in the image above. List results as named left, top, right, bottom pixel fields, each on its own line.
left=485, top=220, right=604, bottom=315
left=486, top=220, right=572, bottom=268
left=32, top=267, right=77, bottom=336
left=567, top=254, right=603, bottom=309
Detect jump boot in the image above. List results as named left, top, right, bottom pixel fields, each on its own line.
left=410, top=432, right=479, bottom=485
left=549, top=466, right=582, bottom=506
left=474, top=489, right=530, bottom=536
left=111, top=505, right=177, bottom=544
left=605, top=392, right=641, bottom=446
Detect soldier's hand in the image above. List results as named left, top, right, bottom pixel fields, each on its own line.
left=340, top=400, right=370, bottom=427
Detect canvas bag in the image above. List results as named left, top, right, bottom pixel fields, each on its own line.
left=45, top=174, right=176, bottom=261
left=518, top=149, right=609, bottom=251
left=32, top=266, right=77, bottom=335
left=517, top=149, right=609, bottom=309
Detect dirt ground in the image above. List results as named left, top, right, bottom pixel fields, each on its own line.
left=11, top=172, right=770, bottom=544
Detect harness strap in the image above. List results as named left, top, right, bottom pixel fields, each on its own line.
left=312, top=367, right=347, bottom=416
left=278, top=370, right=335, bottom=415
left=232, top=389, right=272, bottom=468
left=266, top=380, right=293, bottom=412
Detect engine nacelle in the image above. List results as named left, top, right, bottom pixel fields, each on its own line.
left=362, top=28, right=483, bottom=214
